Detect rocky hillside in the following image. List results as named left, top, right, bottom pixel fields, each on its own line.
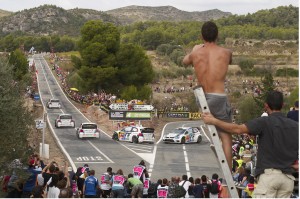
left=0, top=9, right=12, bottom=18
left=106, top=5, right=231, bottom=24
left=0, top=4, right=231, bottom=36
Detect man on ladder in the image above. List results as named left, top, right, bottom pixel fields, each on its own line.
left=183, top=21, right=233, bottom=170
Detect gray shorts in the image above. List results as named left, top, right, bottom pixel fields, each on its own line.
left=205, top=93, right=232, bottom=123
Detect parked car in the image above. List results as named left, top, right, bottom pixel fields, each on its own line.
left=47, top=99, right=61, bottom=109
left=76, top=123, right=100, bottom=139
left=163, top=126, right=203, bottom=144
left=112, top=125, right=155, bottom=144
left=55, top=114, right=75, bottom=128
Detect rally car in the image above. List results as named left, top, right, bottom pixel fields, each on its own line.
left=76, top=123, right=100, bottom=139
left=163, top=126, right=203, bottom=144
left=46, top=99, right=61, bottom=109
left=112, top=126, right=155, bottom=144
left=54, top=114, right=75, bottom=128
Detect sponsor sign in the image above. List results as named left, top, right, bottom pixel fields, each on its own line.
left=166, top=112, right=190, bottom=118
left=109, top=111, right=152, bottom=120
left=33, top=93, right=40, bottom=101
left=133, top=104, right=154, bottom=111
left=126, top=112, right=151, bottom=119
left=109, top=103, right=128, bottom=110
left=35, top=119, right=44, bottom=129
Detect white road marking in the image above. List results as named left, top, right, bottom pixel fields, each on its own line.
left=73, top=162, right=111, bottom=164
left=182, top=145, right=191, bottom=177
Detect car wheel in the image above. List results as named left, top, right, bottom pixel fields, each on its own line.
left=181, top=137, right=186, bottom=144
left=112, top=133, right=119, bottom=141
left=132, top=136, right=138, bottom=144
left=197, top=136, right=202, bottom=143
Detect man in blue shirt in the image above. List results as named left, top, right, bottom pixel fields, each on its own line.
left=21, top=160, right=41, bottom=198
left=83, top=170, right=100, bottom=198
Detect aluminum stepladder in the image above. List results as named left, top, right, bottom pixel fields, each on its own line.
left=193, top=86, right=239, bottom=198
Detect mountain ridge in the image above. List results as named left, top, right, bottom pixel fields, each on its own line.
left=0, top=4, right=231, bottom=36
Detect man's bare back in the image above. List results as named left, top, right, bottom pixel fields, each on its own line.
left=183, top=43, right=232, bottom=94
left=182, top=21, right=233, bottom=170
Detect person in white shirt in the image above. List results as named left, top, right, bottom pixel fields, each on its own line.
left=47, top=174, right=60, bottom=198
left=179, top=175, right=192, bottom=198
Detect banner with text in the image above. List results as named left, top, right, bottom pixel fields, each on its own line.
left=109, top=111, right=152, bottom=120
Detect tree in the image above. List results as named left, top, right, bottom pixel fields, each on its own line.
left=0, top=57, right=33, bottom=176
left=116, top=44, right=154, bottom=87
left=253, top=71, right=275, bottom=109
left=8, top=49, right=29, bottom=81
left=237, top=95, right=262, bottom=123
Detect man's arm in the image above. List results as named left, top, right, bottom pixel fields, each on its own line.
left=183, top=53, right=192, bottom=66
left=202, top=112, right=250, bottom=135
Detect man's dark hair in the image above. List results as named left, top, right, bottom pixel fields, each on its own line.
left=195, top=178, right=201, bottom=184
left=295, top=100, right=299, bottom=108
left=128, top=173, right=133, bottom=178
left=212, top=173, right=218, bottom=180
left=157, top=179, right=162, bottom=184
left=266, top=91, right=283, bottom=110
left=201, top=175, right=207, bottom=182
left=107, top=167, right=112, bottom=172
left=89, top=170, right=95, bottom=175
left=49, top=164, right=56, bottom=173
left=182, top=174, right=188, bottom=180
left=201, top=21, right=218, bottom=42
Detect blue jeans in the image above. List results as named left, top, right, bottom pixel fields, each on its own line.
left=112, top=189, right=125, bottom=198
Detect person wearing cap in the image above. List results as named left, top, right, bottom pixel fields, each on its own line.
left=287, top=100, right=299, bottom=122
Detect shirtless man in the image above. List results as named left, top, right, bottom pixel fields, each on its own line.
left=182, top=21, right=233, bottom=169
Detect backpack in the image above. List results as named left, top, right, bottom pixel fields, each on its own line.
left=210, top=180, right=219, bottom=194
left=147, top=182, right=157, bottom=196
left=174, top=181, right=187, bottom=198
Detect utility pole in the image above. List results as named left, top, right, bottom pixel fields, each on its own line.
left=42, top=112, right=47, bottom=158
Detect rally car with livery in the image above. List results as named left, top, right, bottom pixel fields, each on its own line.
left=54, top=114, right=75, bottom=128
left=163, top=126, right=203, bottom=144
left=76, top=123, right=100, bottom=139
left=112, top=126, right=155, bottom=144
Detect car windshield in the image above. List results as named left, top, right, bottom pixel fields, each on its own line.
left=60, top=115, right=72, bottom=119
left=51, top=99, right=59, bottom=102
left=82, top=124, right=97, bottom=129
left=141, top=128, right=154, bottom=134
left=172, top=129, right=185, bottom=135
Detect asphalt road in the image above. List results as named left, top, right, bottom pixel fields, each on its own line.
left=33, top=54, right=221, bottom=181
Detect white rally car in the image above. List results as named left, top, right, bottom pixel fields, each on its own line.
left=163, top=126, right=203, bottom=144
left=112, top=126, right=155, bottom=144
left=76, top=123, right=100, bottom=139
left=55, top=114, right=75, bottom=128
left=47, top=99, right=61, bottom=109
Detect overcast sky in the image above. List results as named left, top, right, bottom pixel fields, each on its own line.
left=0, top=0, right=298, bottom=15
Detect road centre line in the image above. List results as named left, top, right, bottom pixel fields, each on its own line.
left=182, top=145, right=191, bottom=177
left=126, top=147, right=152, bottom=153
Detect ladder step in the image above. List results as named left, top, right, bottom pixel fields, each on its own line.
left=194, top=86, right=239, bottom=198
